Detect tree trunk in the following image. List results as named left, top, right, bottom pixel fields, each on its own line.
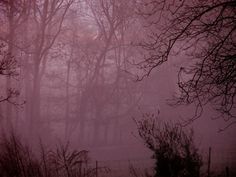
left=65, top=59, right=71, bottom=140
left=30, top=60, right=41, bottom=135
left=5, top=0, right=15, bottom=128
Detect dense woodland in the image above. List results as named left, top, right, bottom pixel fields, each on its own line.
left=0, top=0, right=145, bottom=144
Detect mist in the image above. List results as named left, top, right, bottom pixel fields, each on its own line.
left=0, top=0, right=235, bottom=177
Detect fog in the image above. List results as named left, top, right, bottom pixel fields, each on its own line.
left=0, top=0, right=235, bottom=177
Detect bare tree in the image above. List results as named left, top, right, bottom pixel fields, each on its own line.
left=27, top=0, right=74, bottom=135
left=136, top=0, right=236, bottom=127
left=0, top=42, right=19, bottom=127
left=0, top=43, right=18, bottom=104
left=0, top=0, right=30, bottom=127
left=63, top=0, right=141, bottom=144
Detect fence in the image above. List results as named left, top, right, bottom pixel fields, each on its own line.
left=201, top=146, right=236, bottom=177
left=86, top=158, right=154, bottom=177
left=85, top=148, right=236, bottom=177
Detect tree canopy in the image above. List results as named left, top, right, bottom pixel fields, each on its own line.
left=136, top=0, right=236, bottom=126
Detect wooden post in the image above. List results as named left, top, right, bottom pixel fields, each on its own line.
left=96, top=160, right=98, bottom=177
left=226, top=166, right=229, bottom=177
left=207, top=147, right=211, bottom=177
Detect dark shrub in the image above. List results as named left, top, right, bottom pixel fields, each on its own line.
left=136, top=113, right=202, bottom=177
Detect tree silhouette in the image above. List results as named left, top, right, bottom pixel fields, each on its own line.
left=136, top=0, right=236, bottom=126
left=0, top=43, right=19, bottom=104
left=135, top=113, right=202, bottom=177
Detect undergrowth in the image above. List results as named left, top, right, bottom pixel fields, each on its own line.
left=0, top=132, right=97, bottom=177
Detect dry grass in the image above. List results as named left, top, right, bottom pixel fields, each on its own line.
left=0, top=132, right=95, bottom=177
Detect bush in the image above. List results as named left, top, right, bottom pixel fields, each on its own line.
left=135, top=113, right=202, bottom=177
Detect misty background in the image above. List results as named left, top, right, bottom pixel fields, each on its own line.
left=0, top=0, right=235, bottom=176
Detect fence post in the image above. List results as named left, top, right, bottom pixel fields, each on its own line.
left=96, top=160, right=98, bottom=177
left=226, top=166, right=229, bottom=177
left=207, top=147, right=211, bottom=177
